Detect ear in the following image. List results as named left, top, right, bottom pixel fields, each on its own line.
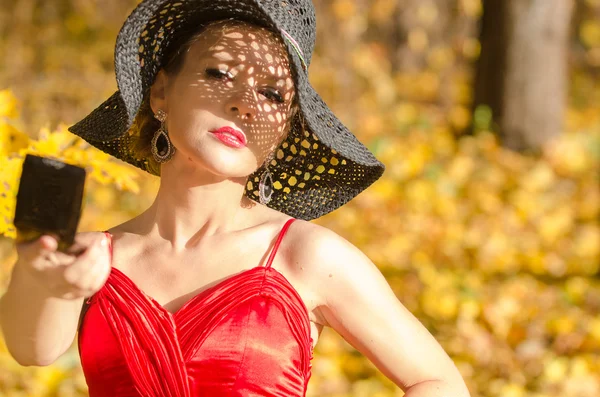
left=149, top=70, right=169, bottom=114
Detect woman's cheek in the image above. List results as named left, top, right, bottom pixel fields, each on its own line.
left=168, top=116, right=197, bottom=149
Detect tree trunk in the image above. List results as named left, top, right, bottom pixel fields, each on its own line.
left=474, top=0, right=575, bottom=152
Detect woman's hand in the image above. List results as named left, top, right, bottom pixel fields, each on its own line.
left=14, top=232, right=112, bottom=301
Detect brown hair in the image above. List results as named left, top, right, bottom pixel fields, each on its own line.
left=128, top=19, right=300, bottom=175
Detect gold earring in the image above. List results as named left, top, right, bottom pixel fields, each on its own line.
left=151, top=109, right=175, bottom=163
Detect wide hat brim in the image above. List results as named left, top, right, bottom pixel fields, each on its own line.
left=68, top=0, right=385, bottom=221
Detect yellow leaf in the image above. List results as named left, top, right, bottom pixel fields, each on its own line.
left=580, top=20, right=600, bottom=48
left=421, top=287, right=459, bottom=320
left=417, top=4, right=438, bottom=26
left=428, top=46, right=455, bottom=71
left=462, top=38, right=481, bottom=60
left=370, top=0, right=397, bottom=24
left=499, top=382, right=526, bottom=397
left=408, top=28, right=429, bottom=52
left=538, top=207, right=574, bottom=245
left=573, top=225, right=600, bottom=258
left=332, top=0, right=356, bottom=21
left=0, top=122, right=29, bottom=155
left=393, top=102, right=418, bottom=125
left=543, top=357, right=569, bottom=382
left=521, top=163, right=556, bottom=192
left=588, top=318, right=600, bottom=342
left=461, top=0, right=483, bottom=18
left=449, top=106, right=471, bottom=131
left=0, top=89, right=19, bottom=119
left=0, top=156, right=24, bottom=238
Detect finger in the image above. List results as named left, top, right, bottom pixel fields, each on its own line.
left=39, top=235, right=59, bottom=251
left=65, top=241, right=88, bottom=256
left=45, top=249, right=78, bottom=267
left=65, top=233, right=99, bottom=257
left=16, top=235, right=57, bottom=263
left=79, top=251, right=111, bottom=293
left=77, top=237, right=111, bottom=288
left=35, top=235, right=78, bottom=266
left=65, top=235, right=107, bottom=283
left=88, top=237, right=112, bottom=292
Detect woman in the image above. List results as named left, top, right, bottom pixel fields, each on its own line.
left=3, top=1, right=470, bottom=396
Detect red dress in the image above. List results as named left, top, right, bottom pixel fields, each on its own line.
left=77, top=218, right=314, bottom=396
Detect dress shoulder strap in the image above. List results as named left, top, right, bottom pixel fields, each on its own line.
left=264, top=218, right=296, bottom=269
left=104, top=231, right=113, bottom=262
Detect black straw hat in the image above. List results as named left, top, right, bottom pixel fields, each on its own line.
left=68, top=0, right=385, bottom=221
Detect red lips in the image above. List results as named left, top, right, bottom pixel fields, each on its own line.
left=209, top=126, right=247, bottom=146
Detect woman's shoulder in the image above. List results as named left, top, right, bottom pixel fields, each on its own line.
left=281, top=218, right=376, bottom=328
left=280, top=218, right=361, bottom=286
left=284, top=218, right=355, bottom=256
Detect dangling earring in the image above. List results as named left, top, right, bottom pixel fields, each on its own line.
left=259, top=150, right=276, bottom=205
left=151, top=109, right=175, bottom=163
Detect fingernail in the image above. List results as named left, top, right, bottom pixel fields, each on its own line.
left=100, top=236, right=108, bottom=247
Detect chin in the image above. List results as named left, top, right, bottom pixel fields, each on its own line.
left=183, top=149, right=255, bottom=178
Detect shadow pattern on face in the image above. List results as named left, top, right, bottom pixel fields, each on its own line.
left=167, top=20, right=297, bottom=167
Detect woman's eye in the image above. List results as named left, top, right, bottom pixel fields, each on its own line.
left=260, top=88, right=284, bottom=104
left=205, top=68, right=231, bottom=80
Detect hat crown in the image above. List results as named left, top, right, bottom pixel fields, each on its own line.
left=114, top=0, right=317, bottom=125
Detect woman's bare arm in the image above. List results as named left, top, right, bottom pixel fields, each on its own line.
left=290, top=221, right=471, bottom=396
left=0, top=232, right=110, bottom=366
left=0, top=262, right=85, bottom=366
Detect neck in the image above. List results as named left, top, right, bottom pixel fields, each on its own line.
left=134, top=157, right=262, bottom=250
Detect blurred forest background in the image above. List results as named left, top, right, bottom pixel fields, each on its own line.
left=0, top=0, right=599, bottom=396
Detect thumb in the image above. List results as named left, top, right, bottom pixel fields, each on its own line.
left=16, top=233, right=57, bottom=263
left=38, top=234, right=59, bottom=252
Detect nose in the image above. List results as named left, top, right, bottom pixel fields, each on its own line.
left=225, top=90, right=257, bottom=121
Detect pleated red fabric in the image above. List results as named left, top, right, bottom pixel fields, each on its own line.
left=77, top=218, right=314, bottom=396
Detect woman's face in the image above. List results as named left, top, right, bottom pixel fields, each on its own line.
left=150, top=20, right=296, bottom=178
